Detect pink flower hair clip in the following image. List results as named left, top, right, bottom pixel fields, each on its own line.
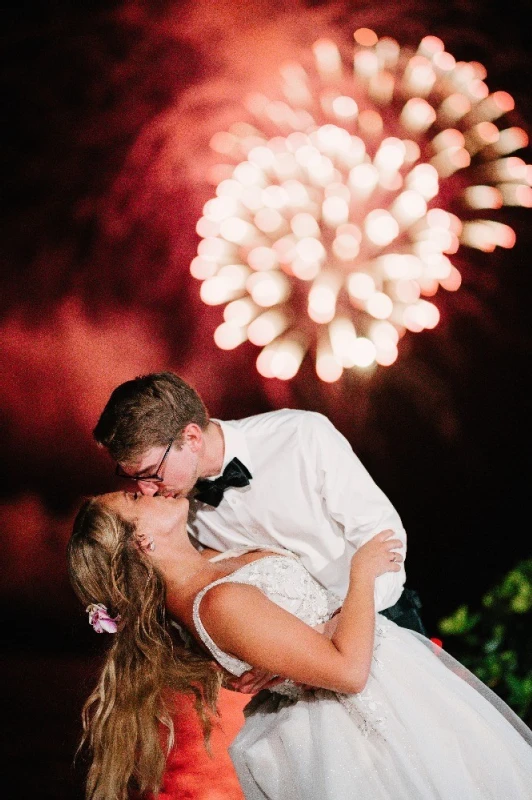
left=86, top=603, right=121, bottom=633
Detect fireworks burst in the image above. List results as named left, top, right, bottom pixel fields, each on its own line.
left=191, top=28, right=531, bottom=383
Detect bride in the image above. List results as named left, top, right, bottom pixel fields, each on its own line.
left=68, top=491, right=532, bottom=800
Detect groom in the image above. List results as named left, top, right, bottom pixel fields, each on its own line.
left=94, top=371, right=425, bottom=687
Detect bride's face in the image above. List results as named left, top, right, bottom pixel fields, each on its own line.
left=101, top=491, right=189, bottom=541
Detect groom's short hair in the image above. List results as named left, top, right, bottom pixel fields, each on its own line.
left=93, top=372, right=209, bottom=463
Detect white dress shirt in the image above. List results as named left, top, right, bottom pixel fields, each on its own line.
left=188, top=409, right=406, bottom=611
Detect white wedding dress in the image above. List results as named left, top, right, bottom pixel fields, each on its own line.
left=192, top=553, right=532, bottom=799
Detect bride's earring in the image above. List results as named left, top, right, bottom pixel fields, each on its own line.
left=135, top=533, right=155, bottom=553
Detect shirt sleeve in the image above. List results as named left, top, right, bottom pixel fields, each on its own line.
left=301, top=412, right=406, bottom=612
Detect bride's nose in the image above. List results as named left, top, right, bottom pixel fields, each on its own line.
left=137, top=481, right=158, bottom=496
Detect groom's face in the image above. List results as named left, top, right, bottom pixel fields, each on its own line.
left=119, top=439, right=200, bottom=498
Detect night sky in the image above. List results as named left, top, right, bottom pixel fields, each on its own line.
left=1, top=1, right=531, bottom=797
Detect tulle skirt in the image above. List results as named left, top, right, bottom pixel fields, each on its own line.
left=229, top=616, right=532, bottom=799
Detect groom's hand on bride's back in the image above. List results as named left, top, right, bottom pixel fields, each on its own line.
left=222, top=667, right=285, bottom=694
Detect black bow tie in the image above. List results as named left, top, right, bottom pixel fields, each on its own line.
left=194, top=457, right=252, bottom=507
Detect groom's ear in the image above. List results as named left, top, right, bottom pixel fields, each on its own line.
left=183, top=423, right=203, bottom=452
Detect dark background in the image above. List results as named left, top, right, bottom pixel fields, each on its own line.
left=1, top=1, right=531, bottom=797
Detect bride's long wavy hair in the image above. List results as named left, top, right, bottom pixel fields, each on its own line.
left=67, top=498, right=222, bottom=800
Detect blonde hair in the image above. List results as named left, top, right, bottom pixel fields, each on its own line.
left=68, top=498, right=222, bottom=800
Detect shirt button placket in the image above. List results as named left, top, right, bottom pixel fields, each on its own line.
left=225, top=491, right=257, bottom=540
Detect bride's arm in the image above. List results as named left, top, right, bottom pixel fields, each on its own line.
left=223, top=617, right=340, bottom=695
left=199, top=532, right=401, bottom=694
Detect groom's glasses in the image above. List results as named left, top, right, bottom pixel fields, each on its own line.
left=115, top=438, right=175, bottom=483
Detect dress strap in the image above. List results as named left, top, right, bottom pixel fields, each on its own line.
left=192, top=575, right=253, bottom=676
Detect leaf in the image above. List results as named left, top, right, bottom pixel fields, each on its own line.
left=437, top=559, right=532, bottom=721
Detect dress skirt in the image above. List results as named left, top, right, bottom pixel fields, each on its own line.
left=229, top=617, right=532, bottom=800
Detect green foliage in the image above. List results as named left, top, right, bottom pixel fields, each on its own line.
left=438, top=559, right=532, bottom=725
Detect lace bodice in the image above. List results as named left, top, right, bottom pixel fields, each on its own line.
left=192, top=555, right=341, bottom=692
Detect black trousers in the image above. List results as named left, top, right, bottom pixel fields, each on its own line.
left=380, top=587, right=427, bottom=636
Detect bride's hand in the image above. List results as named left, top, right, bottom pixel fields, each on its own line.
left=351, top=530, right=403, bottom=579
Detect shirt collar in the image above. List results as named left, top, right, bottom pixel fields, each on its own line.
left=211, top=419, right=253, bottom=477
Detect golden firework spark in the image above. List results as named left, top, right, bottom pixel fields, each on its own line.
left=191, top=29, right=531, bottom=382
